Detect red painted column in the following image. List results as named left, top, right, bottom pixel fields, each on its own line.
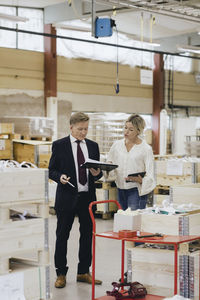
left=152, top=54, right=165, bottom=154
left=44, top=24, right=57, bottom=116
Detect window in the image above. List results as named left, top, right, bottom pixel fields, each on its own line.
left=0, top=6, right=43, bottom=52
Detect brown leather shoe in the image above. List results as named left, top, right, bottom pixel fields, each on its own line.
left=77, top=273, right=102, bottom=285
left=55, top=275, right=66, bottom=288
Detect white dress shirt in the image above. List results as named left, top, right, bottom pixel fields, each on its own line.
left=107, top=138, right=156, bottom=196
left=70, top=135, right=89, bottom=192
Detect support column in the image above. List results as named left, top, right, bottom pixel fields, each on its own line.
left=152, top=54, right=165, bottom=154
left=44, top=24, right=57, bottom=116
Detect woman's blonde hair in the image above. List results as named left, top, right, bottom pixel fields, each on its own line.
left=126, top=114, right=146, bottom=135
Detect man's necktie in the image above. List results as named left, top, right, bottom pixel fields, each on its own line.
left=75, top=140, right=87, bottom=185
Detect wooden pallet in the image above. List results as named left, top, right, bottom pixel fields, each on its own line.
left=154, top=185, right=170, bottom=195
left=12, top=134, right=52, bottom=141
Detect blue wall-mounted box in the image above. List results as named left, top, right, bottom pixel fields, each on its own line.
left=95, top=18, right=113, bottom=38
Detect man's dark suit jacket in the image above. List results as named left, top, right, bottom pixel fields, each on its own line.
left=48, top=136, right=102, bottom=212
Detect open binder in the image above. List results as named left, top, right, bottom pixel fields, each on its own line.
left=81, top=158, right=118, bottom=171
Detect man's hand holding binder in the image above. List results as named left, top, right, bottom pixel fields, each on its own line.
left=81, top=158, right=118, bottom=172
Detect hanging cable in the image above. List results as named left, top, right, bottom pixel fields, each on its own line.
left=114, top=25, right=119, bottom=94
left=140, top=12, right=144, bottom=67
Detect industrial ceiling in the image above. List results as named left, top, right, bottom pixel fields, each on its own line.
left=0, top=0, right=200, bottom=54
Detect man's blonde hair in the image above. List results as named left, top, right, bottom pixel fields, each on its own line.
left=126, top=114, right=146, bottom=135
left=70, top=112, right=90, bottom=125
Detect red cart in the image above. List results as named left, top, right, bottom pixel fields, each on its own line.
left=89, top=200, right=200, bottom=300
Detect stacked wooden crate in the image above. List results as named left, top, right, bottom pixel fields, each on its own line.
left=13, top=139, right=52, bottom=168
left=141, top=209, right=200, bottom=236
left=127, top=246, right=199, bottom=299
left=154, top=158, right=200, bottom=205
left=125, top=206, right=200, bottom=298
left=0, top=122, right=14, bottom=160
left=0, top=168, right=50, bottom=300
left=170, top=183, right=200, bottom=206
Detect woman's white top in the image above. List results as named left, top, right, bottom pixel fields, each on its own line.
left=107, top=138, right=156, bottom=196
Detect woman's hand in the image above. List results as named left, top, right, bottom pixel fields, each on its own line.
left=125, top=175, right=143, bottom=184
left=89, top=168, right=101, bottom=176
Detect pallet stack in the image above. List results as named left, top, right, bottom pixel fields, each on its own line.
left=0, top=117, right=54, bottom=140
left=0, top=168, right=50, bottom=300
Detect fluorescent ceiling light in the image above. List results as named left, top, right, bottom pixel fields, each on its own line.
left=53, top=23, right=90, bottom=32
left=134, top=39, right=160, bottom=47
left=177, top=45, right=200, bottom=54
left=0, top=13, right=29, bottom=23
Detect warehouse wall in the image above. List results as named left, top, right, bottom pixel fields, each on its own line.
left=0, top=47, right=200, bottom=115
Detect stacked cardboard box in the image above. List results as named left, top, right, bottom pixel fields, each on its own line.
left=0, top=122, right=14, bottom=160
left=0, top=117, right=54, bottom=139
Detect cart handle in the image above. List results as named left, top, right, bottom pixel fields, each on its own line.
left=89, top=200, right=121, bottom=234
left=89, top=200, right=121, bottom=300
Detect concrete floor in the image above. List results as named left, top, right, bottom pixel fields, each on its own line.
left=49, top=214, right=122, bottom=300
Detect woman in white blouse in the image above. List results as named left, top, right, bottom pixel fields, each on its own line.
left=107, top=114, right=155, bottom=210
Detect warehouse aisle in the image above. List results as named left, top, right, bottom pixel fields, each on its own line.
left=49, top=215, right=121, bottom=300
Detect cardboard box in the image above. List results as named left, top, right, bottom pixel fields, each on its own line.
left=0, top=138, right=13, bottom=160
left=0, top=123, right=14, bottom=134
left=113, top=213, right=141, bottom=232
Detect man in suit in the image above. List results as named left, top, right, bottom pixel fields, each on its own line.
left=49, top=112, right=102, bottom=288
